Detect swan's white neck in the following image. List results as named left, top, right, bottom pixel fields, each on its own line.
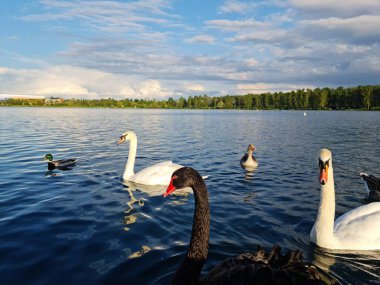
left=123, top=134, right=137, bottom=180
left=311, top=166, right=335, bottom=248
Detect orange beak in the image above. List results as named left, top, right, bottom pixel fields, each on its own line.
left=163, top=177, right=176, bottom=197
left=319, top=165, right=328, bottom=185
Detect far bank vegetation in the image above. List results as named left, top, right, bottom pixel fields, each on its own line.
left=1, top=85, right=380, bottom=110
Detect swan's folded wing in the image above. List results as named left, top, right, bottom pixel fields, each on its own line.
left=151, top=160, right=175, bottom=166
left=131, top=162, right=183, bottom=185
left=334, top=203, right=380, bottom=248
left=335, top=202, right=380, bottom=225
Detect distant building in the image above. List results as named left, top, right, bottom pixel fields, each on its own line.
left=44, top=97, right=64, bottom=104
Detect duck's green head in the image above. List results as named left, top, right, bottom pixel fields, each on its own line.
left=44, top=154, right=53, bottom=161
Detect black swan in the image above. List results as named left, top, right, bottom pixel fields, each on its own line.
left=163, top=167, right=338, bottom=285
left=240, top=144, right=258, bottom=170
left=360, top=173, right=380, bottom=202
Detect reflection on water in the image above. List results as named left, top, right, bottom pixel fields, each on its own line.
left=123, top=180, right=167, bottom=197
left=310, top=245, right=380, bottom=284
left=1, top=108, right=380, bottom=285
left=243, top=166, right=257, bottom=180
left=123, top=183, right=145, bottom=214
left=122, top=183, right=148, bottom=231
left=128, top=245, right=152, bottom=259
left=310, top=245, right=337, bottom=272
left=242, top=192, right=258, bottom=204
left=89, top=248, right=133, bottom=275
left=57, top=225, right=97, bottom=241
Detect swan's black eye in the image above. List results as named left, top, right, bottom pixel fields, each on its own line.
left=319, top=159, right=330, bottom=169
left=172, top=175, right=178, bottom=180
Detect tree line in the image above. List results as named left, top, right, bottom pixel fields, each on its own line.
left=1, top=84, right=380, bottom=110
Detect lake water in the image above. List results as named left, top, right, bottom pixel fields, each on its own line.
left=0, top=107, right=379, bottom=285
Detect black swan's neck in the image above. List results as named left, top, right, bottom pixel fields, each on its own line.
left=171, top=176, right=210, bottom=285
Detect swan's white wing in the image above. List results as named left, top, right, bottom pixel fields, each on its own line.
left=334, top=202, right=380, bottom=250
left=148, top=160, right=177, bottom=167
left=130, top=161, right=183, bottom=186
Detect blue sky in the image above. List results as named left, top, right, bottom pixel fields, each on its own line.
left=1, top=0, right=380, bottom=99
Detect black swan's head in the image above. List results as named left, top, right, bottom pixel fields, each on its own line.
left=163, top=167, right=202, bottom=197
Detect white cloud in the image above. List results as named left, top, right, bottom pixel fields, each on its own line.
left=236, top=83, right=315, bottom=94
left=229, top=29, right=289, bottom=43
left=246, top=58, right=259, bottom=67
left=182, top=83, right=205, bottom=92
left=219, top=0, right=253, bottom=14
left=347, top=55, right=380, bottom=73
left=218, top=0, right=284, bottom=15
left=289, top=0, right=380, bottom=17
left=136, top=80, right=173, bottom=98
left=206, top=19, right=269, bottom=32
left=300, top=15, right=380, bottom=41
left=0, top=65, right=174, bottom=99
left=34, top=85, right=96, bottom=97
left=2, top=0, right=380, bottom=99
left=20, top=0, right=177, bottom=34
left=184, top=35, right=215, bottom=44
left=0, top=67, right=12, bottom=74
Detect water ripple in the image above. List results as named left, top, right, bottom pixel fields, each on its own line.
left=0, top=108, right=379, bottom=284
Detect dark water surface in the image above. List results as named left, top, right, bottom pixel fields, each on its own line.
left=1, top=108, right=379, bottom=285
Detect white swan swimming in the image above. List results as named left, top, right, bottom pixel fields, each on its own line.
left=117, top=131, right=183, bottom=185
left=310, top=148, right=380, bottom=250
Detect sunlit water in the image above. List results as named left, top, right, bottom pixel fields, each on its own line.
left=1, top=107, right=379, bottom=285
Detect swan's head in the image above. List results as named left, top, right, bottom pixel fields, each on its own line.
left=163, top=167, right=200, bottom=197
left=318, top=148, right=332, bottom=185
left=247, top=144, right=256, bottom=152
left=44, top=154, right=53, bottom=161
left=117, top=131, right=136, bottom=145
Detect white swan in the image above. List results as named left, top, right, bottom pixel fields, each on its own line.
left=117, top=131, right=183, bottom=185
left=310, top=148, right=380, bottom=250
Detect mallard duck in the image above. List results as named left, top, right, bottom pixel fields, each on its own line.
left=43, top=154, right=76, bottom=170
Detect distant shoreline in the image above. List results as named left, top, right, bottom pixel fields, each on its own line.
left=1, top=84, right=379, bottom=110
left=1, top=105, right=379, bottom=111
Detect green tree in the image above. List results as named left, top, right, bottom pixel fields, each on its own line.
left=320, top=88, right=330, bottom=109
left=361, top=86, right=373, bottom=110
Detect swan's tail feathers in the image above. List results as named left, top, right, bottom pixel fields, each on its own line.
left=360, top=173, right=380, bottom=192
